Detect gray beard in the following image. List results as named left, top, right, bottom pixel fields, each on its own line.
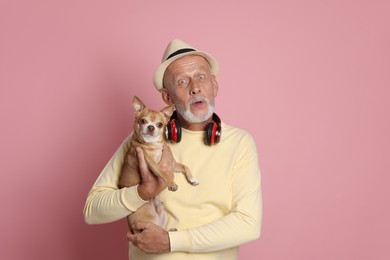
left=176, top=102, right=214, bottom=123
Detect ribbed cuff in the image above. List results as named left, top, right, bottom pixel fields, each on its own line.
left=120, top=185, right=148, bottom=212
left=168, top=229, right=191, bottom=252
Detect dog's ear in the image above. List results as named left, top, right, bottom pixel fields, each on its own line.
left=161, top=104, right=175, bottom=119
left=133, top=96, right=145, bottom=116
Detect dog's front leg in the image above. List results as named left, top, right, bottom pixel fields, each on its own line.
left=175, top=163, right=199, bottom=186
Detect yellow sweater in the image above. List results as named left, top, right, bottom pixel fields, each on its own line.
left=84, top=122, right=262, bottom=259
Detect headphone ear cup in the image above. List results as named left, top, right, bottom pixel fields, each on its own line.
left=205, top=120, right=221, bottom=146
left=214, top=124, right=221, bottom=145
left=205, top=122, right=217, bottom=145
left=165, top=118, right=182, bottom=143
left=174, top=119, right=182, bottom=143
left=165, top=121, right=173, bottom=141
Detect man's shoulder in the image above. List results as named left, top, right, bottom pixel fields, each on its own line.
left=221, top=122, right=256, bottom=145
left=222, top=122, right=253, bottom=137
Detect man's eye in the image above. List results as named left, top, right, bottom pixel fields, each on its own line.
left=197, top=74, right=205, bottom=80
left=178, top=79, right=187, bottom=85
left=139, top=119, right=147, bottom=124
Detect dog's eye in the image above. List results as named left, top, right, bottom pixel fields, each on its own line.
left=139, top=119, right=147, bottom=125
left=157, top=122, right=163, bottom=128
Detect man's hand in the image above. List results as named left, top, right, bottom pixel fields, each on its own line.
left=136, top=145, right=175, bottom=201
left=127, top=222, right=171, bottom=254
left=158, top=144, right=176, bottom=173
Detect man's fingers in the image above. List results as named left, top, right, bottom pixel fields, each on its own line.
left=159, top=145, right=175, bottom=173
left=126, top=222, right=170, bottom=254
left=160, top=145, right=173, bottom=162
left=136, top=147, right=145, bottom=164
left=132, top=222, right=147, bottom=232
left=136, top=147, right=150, bottom=179
left=126, top=231, right=140, bottom=248
left=126, top=231, right=134, bottom=240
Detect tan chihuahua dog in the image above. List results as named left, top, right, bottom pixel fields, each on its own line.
left=119, top=96, right=198, bottom=230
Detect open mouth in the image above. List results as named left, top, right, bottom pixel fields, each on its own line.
left=189, top=97, right=207, bottom=106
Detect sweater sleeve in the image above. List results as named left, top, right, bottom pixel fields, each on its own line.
left=83, top=133, right=148, bottom=224
left=169, top=135, right=262, bottom=252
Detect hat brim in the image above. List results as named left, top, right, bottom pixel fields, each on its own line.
left=153, top=51, right=219, bottom=90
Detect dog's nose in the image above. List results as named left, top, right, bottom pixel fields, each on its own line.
left=148, top=125, right=155, bottom=131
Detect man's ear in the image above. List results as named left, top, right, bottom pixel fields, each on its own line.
left=212, top=75, right=219, bottom=98
left=161, top=88, right=173, bottom=105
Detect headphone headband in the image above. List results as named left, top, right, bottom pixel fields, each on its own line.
left=165, top=111, right=222, bottom=145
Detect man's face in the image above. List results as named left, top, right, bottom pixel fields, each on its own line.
left=162, top=55, right=218, bottom=123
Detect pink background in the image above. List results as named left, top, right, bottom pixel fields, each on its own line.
left=1, top=1, right=389, bottom=259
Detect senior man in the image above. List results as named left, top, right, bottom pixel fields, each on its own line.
left=84, top=39, right=262, bottom=260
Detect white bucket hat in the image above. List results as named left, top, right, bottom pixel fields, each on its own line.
left=153, top=39, right=219, bottom=90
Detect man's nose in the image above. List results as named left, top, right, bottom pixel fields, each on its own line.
left=190, top=82, right=201, bottom=95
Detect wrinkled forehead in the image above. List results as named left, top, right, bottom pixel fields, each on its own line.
left=163, top=55, right=211, bottom=87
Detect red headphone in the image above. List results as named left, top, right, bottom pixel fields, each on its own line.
left=165, top=111, right=222, bottom=145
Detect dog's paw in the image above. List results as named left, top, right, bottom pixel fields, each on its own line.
left=168, top=183, right=178, bottom=191
left=189, top=177, right=199, bottom=186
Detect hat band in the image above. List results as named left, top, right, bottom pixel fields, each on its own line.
left=166, top=48, right=196, bottom=60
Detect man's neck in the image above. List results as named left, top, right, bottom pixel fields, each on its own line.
left=177, top=115, right=214, bottom=131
